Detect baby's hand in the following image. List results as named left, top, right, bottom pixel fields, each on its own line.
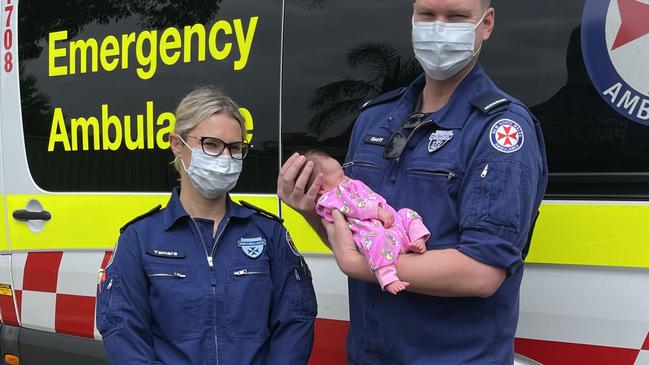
left=408, top=238, right=426, bottom=254
left=385, top=280, right=410, bottom=295
left=377, top=207, right=394, bottom=228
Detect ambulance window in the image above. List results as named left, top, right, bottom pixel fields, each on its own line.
left=282, top=0, right=649, bottom=199
left=18, top=0, right=281, bottom=193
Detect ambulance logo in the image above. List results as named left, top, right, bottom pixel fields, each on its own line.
left=238, top=237, right=266, bottom=259
left=489, top=119, right=524, bottom=153
left=582, top=0, right=649, bottom=126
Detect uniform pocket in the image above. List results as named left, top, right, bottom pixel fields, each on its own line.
left=467, top=159, right=526, bottom=232
left=226, top=262, right=273, bottom=339
left=344, top=153, right=386, bottom=192
left=290, top=260, right=317, bottom=317
left=145, top=264, right=200, bottom=340
left=96, top=276, right=123, bottom=336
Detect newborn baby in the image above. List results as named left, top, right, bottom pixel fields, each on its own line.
left=306, top=150, right=430, bottom=294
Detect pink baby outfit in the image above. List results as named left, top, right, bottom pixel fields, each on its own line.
left=316, top=177, right=430, bottom=290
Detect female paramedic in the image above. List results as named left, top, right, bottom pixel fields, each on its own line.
left=96, top=86, right=317, bottom=365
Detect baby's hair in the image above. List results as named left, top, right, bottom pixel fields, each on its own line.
left=303, top=149, right=330, bottom=193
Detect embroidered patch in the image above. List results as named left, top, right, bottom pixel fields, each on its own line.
left=285, top=231, right=300, bottom=257
left=238, top=237, right=267, bottom=259
left=489, top=119, right=524, bottom=153
left=428, top=130, right=454, bottom=153
left=363, top=135, right=389, bottom=146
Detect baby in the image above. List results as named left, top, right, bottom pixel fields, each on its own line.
left=306, top=151, right=430, bottom=294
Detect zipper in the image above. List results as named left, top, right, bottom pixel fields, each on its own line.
left=210, top=217, right=229, bottom=365
left=233, top=269, right=269, bottom=276
left=342, top=160, right=377, bottom=169
left=294, top=268, right=301, bottom=281
left=481, top=164, right=489, bottom=178
left=409, top=168, right=457, bottom=180
left=147, top=272, right=186, bottom=279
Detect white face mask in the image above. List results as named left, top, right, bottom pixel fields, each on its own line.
left=412, top=11, right=487, bottom=80
left=179, top=138, right=242, bottom=199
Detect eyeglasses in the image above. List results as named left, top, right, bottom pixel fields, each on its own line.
left=383, top=112, right=431, bottom=160
left=186, top=136, right=251, bottom=160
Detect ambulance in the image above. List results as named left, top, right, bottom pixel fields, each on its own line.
left=1, top=0, right=648, bottom=364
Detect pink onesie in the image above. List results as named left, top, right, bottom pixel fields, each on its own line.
left=316, top=177, right=430, bottom=290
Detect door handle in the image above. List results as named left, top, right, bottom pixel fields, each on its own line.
left=13, top=209, right=52, bottom=222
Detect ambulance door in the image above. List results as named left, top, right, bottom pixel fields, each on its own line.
left=3, top=0, right=283, bottom=363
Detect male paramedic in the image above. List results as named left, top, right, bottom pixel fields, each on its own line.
left=278, top=0, right=548, bottom=364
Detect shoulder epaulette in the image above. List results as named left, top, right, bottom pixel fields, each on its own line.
left=120, top=204, right=162, bottom=233
left=239, top=200, right=284, bottom=223
left=360, top=87, right=407, bottom=111
left=470, top=90, right=511, bottom=115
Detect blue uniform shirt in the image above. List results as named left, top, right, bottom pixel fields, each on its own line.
left=96, top=188, right=317, bottom=365
left=344, top=65, right=548, bottom=365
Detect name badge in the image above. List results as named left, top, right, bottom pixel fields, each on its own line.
left=364, top=135, right=388, bottom=146
left=146, top=249, right=186, bottom=259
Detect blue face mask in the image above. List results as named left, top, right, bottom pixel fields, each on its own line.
left=180, top=138, right=242, bottom=199
left=412, top=11, right=487, bottom=80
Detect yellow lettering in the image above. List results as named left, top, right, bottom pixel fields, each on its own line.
left=48, top=108, right=71, bottom=151
left=125, top=115, right=145, bottom=150
left=183, top=24, right=206, bottom=63
left=239, top=107, right=254, bottom=142
left=100, top=36, right=120, bottom=71
left=160, top=27, right=181, bottom=65
left=146, top=101, right=155, bottom=148
left=208, top=20, right=232, bottom=61
left=70, top=38, right=99, bottom=74
left=49, top=31, right=68, bottom=77
left=121, top=33, right=136, bottom=70
left=136, top=31, right=158, bottom=80
left=71, top=116, right=100, bottom=151
left=102, top=104, right=123, bottom=150
left=233, top=17, right=258, bottom=71
left=156, top=112, right=176, bottom=149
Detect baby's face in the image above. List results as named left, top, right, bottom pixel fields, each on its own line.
left=318, top=156, right=345, bottom=192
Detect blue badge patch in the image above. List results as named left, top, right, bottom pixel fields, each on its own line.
left=428, top=130, right=454, bottom=153
left=582, top=0, right=649, bottom=126
left=489, top=119, right=524, bottom=153
left=238, top=237, right=267, bottom=259
left=285, top=231, right=300, bottom=256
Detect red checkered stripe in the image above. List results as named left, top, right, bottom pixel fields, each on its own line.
left=6, top=251, right=112, bottom=339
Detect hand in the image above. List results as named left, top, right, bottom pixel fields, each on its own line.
left=277, top=153, right=322, bottom=216
left=323, top=210, right=365, bottom=275
left=385, top=280, right=410, bottom=295
left=377, top=207, right=394, bottom=228
left=408, top=238, right=426, bottom=254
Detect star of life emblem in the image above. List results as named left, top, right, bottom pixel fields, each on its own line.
left=489, top=119, right=524, bottom=153
left=428, top=130, right=454, bottom=153
left=238, top=237, right=267, bottom=259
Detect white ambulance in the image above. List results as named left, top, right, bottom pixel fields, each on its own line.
left=1, top=0, right=648, bottom=364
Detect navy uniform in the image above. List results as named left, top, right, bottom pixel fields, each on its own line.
left=344, top=65, right=548, bottom=364
left=96, top=188, right=317, bottom=365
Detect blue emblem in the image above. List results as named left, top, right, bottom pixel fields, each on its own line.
left=489, top=119, right=524, bottom=154
left=238, top=237, right=266, bottom=259
left=582, top=0, right=649, bottom=126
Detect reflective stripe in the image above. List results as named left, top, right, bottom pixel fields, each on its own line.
left=5, top=194, right=278, bottom=251
left=527, top=201, right=649, bottom=268
left=287, top=201, right=649, bottom=269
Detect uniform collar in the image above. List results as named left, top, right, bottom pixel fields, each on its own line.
left=390, top=64, right=491, bottom=130
left=162, top=187, right=255, bottom=230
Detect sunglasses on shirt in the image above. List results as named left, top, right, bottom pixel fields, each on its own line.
left=383, top=112, right=432, bottom=160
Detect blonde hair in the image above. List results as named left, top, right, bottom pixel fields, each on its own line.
left=172, top=86, right=246, bottom=174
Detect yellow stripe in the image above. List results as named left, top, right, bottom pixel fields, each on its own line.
left=283, top=202, right=649, bottom=269
left=281, top=203, right=330, bottom=253
left=526, top=202, right=649, bottom=268
left=0, top=195, right=7, bottom=251
left=6, top=194, right=277, bottom=251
